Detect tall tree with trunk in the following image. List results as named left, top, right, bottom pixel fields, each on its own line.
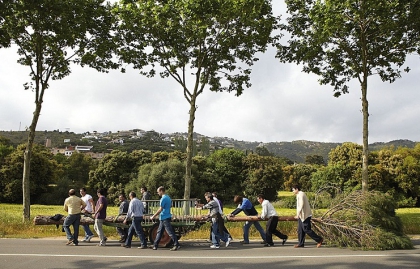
left=276, top=0, right=420, bottom=191
left=2, top=0, right=117, bottom=221
left=115, top=0, right=278, bottom=199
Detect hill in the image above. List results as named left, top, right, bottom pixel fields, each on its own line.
left=0, top=130, right=417, bottom=163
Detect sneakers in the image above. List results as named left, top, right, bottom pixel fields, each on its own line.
left=170, top=245, right=181, bottom=251
left=226, top=237, right=232, bottom=247
left=294, top=244, right=304, bottom=248
left=138, top=245, right=147, bottom=249
left=65, top=240, right=74, bottom=245
left=82, top=238, right=87, bottom=242
left=264, top=243, right=274, bottom=247
left=282, top=236, right=288, bottom=246
left=121, top=244, right=131, bottom=248
left=97, top=243, right=106, bottom=247
left=86, top=235, right=94, bottom=242
left=317, top=239, right=323, bottom=248
left=210, top=245, right=220, bottom=249
left=239, top=240, right=249, bottom=244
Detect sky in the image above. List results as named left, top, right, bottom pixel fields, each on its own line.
left=1, top=2, right=419, bottom=144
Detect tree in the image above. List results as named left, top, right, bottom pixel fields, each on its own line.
left=88, top=150, right=141, bottom=204
left=205, top=148, right=245, bottom=200
left=277, top=0, right=420, bottom=191
left=242, top=154, right=284, bottom=202
left=282, top=163, right=318, bottom=191
left=0, top=144, right=61, bottom=203
left=115, top=0, right=278, bottom=200
left=305, top=154, right=325, bottom=166
left=2, top=0, right=116, bottom=221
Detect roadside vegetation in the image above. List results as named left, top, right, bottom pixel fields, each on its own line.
left=0, top=203, right=418, bottom=240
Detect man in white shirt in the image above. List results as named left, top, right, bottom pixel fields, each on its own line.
left=257, top=194, right=288, bottom=247
left=80, top=188, right=95, bottom=242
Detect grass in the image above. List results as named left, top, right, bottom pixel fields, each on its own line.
left=1, top=203, right=419, bottom=240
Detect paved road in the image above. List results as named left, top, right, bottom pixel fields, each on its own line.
left=0, top=238, right=419, bottom=269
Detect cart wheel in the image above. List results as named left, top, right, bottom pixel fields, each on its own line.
left=149, top=222, right=173, bottom=247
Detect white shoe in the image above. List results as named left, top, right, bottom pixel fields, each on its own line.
left=82, top=238, right=87, bottom=242
left=210, top=245, right=220, bottom=249
left=86, top=235, right=94, bottom=242
left=226, top=237, right=231, bottom=247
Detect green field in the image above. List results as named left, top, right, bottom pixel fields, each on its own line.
left=1, top=203, right=419, bottom=240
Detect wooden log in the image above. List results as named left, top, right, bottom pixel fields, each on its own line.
left=34, top=214, right=297, bottom=225
left=33, top=214, right=128, bottom=225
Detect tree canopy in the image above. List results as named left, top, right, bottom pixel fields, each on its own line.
left=115, top=0, right=279, bottom=200
left=276, top=0, right=420, bottom=191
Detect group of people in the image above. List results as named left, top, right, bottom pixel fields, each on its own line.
left=63, top=186, right=180, bottom=250
left=63, top=184, right=323, bottom=250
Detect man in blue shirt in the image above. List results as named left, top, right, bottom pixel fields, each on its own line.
left=150, top=186, right=180, bottom=251
left=121, top=191, right=147, bottom=249
left=229, top=195, right=266, bottom=244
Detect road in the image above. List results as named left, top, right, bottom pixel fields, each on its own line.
left=0, top=238, right=419, bottom=269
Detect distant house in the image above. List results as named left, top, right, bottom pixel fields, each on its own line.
left=51, top=145, right=104, bottom=158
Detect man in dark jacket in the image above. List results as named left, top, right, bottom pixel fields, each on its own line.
left=116, top=194, right=129, bottom=243
left=229, top=195, right=266, bottom=244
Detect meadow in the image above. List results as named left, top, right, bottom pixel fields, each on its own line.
left=0, top=203, right=419, bottom=240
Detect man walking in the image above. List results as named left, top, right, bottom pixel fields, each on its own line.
left=229, top=195, right=266, bottom=244
left=150, top=186, right=180, bottom=251
left=80, top=188, right=95, bottom=242
left=117, top=194, right=129, bottom=243
left=200, top=192, right=231, bottom=249
left=121, top=191, right=147, bottom=249
left=63, top=189, right=86, bottom=246
left=257, top=194, right=288, bottom=247
left=93, top=188, right=108, bottom=246
left=292, top=184, right=323, bottom=248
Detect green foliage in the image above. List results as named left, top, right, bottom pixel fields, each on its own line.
left=0, top=144, right=61, bottom=203
left=204, top=148, right=245, bottom=201
left=88, top=150, right=145, bottom=203
left=315, top=191, right=413, bottom=250
left=127, top=158, right=205, bottom=199
left=242, top=154, right=284, bottom=202
left=282, top=163, right=317, bottom=191
left=115, top=0, right=279, bottom=199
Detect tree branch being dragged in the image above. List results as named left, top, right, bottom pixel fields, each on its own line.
left=311, top=190, right=413, bottom=250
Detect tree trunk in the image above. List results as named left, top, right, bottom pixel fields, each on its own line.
left=184, top=94, right=197, bottom=200
left=361, top=77, right=369, bottom=192
left=23, top=101, right=42, bottom=222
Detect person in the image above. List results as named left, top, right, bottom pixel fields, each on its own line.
left=117, top=194, right=129, bottom=243
left=229, top=195, right=266, bottom=244
left=210, top=192, right=231, bottom=241
left=150, top=186, right=180, bottom=251
left=93, top=188, right=108, bottom=247
left=292, top=184, right=323, bottom=248
left=121, top=191, right=148, bottom=249
left=200, top=192, right=231, bottom=249
left=63, top=189, right=86, bottom=246
left=79, top=188, right=95, bottom=242
left=141, top=187, right=152, bottom=214
left=257, top=194, right=288, bottom=247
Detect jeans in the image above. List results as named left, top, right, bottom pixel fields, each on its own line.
left=82, top=224, right=94, bottom=238
left=94, top=219, right=106, bottom=245
left=153, top=218, right=179, bottom=248
left=211, top=219, right=228, bottom=246
left=297, top=217, right=323, bottom=247
left=243, top=220, right=266, bottom=243
left=63, top=214, right=81, bottom=244
left=125, top=217, right=147, bottom=247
